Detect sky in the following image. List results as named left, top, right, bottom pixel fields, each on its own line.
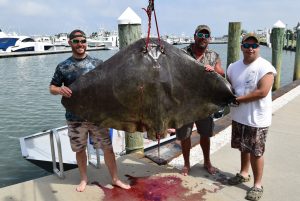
left=0, top=0, right=299, bottom=37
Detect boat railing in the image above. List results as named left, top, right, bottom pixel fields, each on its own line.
left=87, top=140, right=101, bottom=169
left=49, top=128, right=101, bottom=179
left=50, top=128, right=65, bottom=179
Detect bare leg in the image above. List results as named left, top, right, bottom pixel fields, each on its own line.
left=200, top=136, right=217, bottom=175
left=250, top=154, right=264, bottom=188
left=240, top=152, right=251, bottom=177
left=75, top=149, right=88, bottom=192
left=180, top=137, right=191, bottom=176
left=103, top=148, right=131, bottom=189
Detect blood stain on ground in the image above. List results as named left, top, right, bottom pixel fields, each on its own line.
left=92, top=174, right=223, bottom=201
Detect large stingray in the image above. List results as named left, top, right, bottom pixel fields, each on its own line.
left=62, top=38, right=235, bottom=140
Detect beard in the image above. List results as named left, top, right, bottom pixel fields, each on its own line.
left=195, top=41, right=208, bottom=50
left=196, top=42, right=208, bottom=50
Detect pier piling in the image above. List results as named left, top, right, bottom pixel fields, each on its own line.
left=286, top=31, right=290, bottom=48
left=294, top=27, right=300, bottom=80
left=118, top=7, right=142, bottom=49
left=226, top=22, right=241, bottom=69
left=118, top=7, right=144, bottom=154
left=271, top=25, right=285, bottom=90
left=291, top=32, right=295, bottom=49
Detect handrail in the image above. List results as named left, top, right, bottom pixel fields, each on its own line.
left=50, top=129, right=65, bottom=179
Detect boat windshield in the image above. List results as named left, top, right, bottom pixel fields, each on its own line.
left=21, top=38, right=35, bottom=42
left=0, top=38, right=18, bottom=51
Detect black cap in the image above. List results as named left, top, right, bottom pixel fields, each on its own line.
left=69, top=29, right=86, bottom=40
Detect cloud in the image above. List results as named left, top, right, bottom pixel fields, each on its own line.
left=1, top=0, right=299, bottom=37
left=82, top=0, right=145, bottom=18
left=15, top=1, right=52, bottom=17
left=0, top=0, right=8, bottom=6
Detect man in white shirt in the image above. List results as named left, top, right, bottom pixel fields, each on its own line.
left=226, top=32, right=277, bottom=201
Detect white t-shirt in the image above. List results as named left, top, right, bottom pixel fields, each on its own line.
left=227, top=57, right=277, bottom=127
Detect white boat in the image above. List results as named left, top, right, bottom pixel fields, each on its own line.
left=89, top=29, right=119, bottom=48
left=52, top=33, right=69, bottom=47
left=0, top=29, right=9, bottom=38
left=33, top=35, right=52, bottom=43
left=162, top=35, right=193, bottom=45
left=86, top=38, right=106, bottom=48
left=19, top=126, right=126, bottom=176
left=19, top=125, right=175, bottom=177
left=0, top=32, right=54, bottom=52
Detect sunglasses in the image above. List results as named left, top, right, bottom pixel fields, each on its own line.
left=242, top=43, right=259, bottom=49
left=196, top=32, right=210, bottom=39
left=71, top=39, right=87, bottom=44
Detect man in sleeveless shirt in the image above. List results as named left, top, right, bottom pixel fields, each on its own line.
left=227, top=33, right=276, bottom=201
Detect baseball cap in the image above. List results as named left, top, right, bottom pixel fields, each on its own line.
left=69, top=29, right=86, bottom=40
left=242, top=32, right=260, bottom=43
left=195, top=25, right=211, bottom=35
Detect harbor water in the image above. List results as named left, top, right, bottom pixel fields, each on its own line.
left=0, top=44, right=295, bottom=188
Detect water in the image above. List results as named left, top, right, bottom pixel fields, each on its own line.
left=0, top=45, right=295, bottom=188
left=0, top=49, right=118, bottom=188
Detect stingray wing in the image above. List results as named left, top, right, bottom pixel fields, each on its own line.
left=62, top=38, right=235, bottom=139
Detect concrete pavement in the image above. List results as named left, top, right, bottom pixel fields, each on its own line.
left=197, top=91, right=300, bottom=201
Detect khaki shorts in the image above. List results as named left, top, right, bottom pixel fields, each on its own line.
left=176, top=116, right=214, bottom=140
left=67, top=121, right=112, bottom=152
left=231, top=120, right=268, bottom=156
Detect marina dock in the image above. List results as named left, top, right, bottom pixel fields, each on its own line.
left=0, top=47, right=111, bottom=58
left=0, top=81, right=299, bottom=200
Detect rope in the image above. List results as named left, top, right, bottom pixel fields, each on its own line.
left=141, top=0, right=164, bottom=141
left=142, top=0, right=162, bottom=51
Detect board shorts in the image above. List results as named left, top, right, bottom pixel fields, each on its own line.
left=231, top=120, right=268, bottom=157
left=176, top=116, right=214, bottom=140
left=67, top=121, right=112, bottom=152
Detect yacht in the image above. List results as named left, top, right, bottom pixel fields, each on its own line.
left=0, top=29, right=8, bottom=38
left=86, top=38, right=106, bottom=48
left=52, top=33, right=69, bottom=47
left=89, top=29, right=119, bottom=48
left=0, top=30, right=54, bottom=52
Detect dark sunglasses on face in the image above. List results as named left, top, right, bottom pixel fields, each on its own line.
left=242, top=43, right=259, bottom=49
left=196, top=32, right=210, bottom=39
left=71, top=39, right=87, bottom=44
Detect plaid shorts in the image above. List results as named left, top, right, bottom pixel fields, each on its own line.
left=231, top=121, right=268, bottom=156
left=67, top=121, right=112, bottom=152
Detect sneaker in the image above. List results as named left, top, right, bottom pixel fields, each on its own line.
left=228, top=173, right=250, bottom=185
left=245, top=186, right=263, bottom=201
